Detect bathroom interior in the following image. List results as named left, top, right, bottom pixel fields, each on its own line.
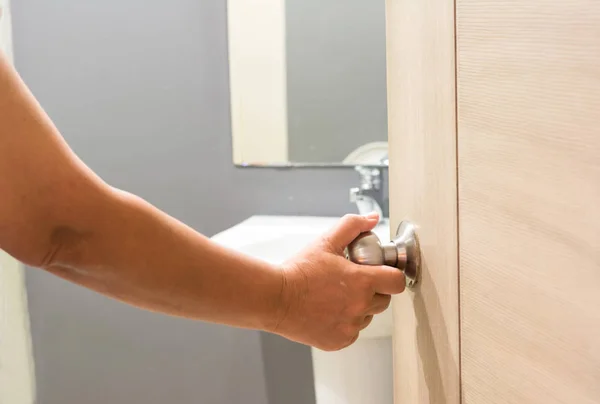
left=1, top=0, right=393, bottom=403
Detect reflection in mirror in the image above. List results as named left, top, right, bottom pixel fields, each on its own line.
left=227, top=0, right=388, bottom=167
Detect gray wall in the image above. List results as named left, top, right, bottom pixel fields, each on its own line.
left=12, top=1, right=359, bottom=403
left=286, top=0, right=388, bottom=163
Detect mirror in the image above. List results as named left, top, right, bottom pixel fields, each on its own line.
left=227, top=0, right=388, bottom=167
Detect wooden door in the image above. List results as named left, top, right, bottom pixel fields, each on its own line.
left=387, top=0, right=600, bottom=403
left=457, top=1, right=600, bottom=403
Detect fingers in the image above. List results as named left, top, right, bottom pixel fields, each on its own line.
left=368, top=294, right=392, bottom=315
left=341, top=318, right=370, bottom=351
left=343, top=333, right=360, bottom=350
left=360, top=315, right=374, bottom=330
left=324, top=213, right=380, bottom=253
left=369, top=266, right=406, bottom=295
left=334, top=297, right=387, bottom=351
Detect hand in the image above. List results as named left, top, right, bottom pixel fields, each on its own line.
left=272, top=213, right=406, bottom=351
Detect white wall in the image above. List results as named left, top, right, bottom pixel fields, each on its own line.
left=0, top=0, right=12, bottom=59
left=0, top=252, right=36, bottom=404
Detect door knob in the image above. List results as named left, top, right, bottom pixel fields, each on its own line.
left=345, top=221, right=421, bottom=288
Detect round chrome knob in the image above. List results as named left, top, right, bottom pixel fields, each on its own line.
left=345, top=232, right=400, bottom=267
left=346, top=221, right=421, bottom=288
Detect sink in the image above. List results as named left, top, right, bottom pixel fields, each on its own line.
left=212, top=215, right=393, bottom=339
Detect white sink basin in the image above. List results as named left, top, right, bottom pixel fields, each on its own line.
left=212, top=215, right=393, bottom=339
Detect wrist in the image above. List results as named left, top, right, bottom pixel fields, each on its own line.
left=255, top=261, right=290, bottom=333
left=265, top=262, right=305, bottom=338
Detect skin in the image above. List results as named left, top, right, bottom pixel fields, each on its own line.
left=0, top=51, right=405, bottom=352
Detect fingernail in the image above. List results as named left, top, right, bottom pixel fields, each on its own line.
left=365, top=212, right=379, bottom=219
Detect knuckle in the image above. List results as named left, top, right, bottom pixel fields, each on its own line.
left=373, top=295, right=391, bottom=313
left=325, top=326, right=360, bottom=352
left=362, top=316, right=374, bottom=329
left=318, top=339, right=340, bottom=352
left=348, top=295, right=371, bottom=315
left=342, top=214, right=361, bottom=226
left=374, top=300, right=391, bottom=314
left=345, top=334, right=359, bottom=348
left=340, top=322, right=359, bottom=339
left=320, top=235, right=337, bottom=252
left=346, top=267, right=374, bottom=290
left=388, top=271, right=406, bottom=293
left=354, top=301, right=370, bottom=315
left=356, top=268, right=375, bottom=289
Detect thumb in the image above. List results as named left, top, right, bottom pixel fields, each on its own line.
left=324, top=213, right=380, bottom=253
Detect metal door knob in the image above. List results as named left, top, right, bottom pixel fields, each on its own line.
left=346, top=221, right=421, bottom=288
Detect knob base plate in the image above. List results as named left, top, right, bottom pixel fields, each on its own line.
left=392, top=221, right=421, bottom=288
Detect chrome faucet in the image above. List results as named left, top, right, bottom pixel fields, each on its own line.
left=350, top=165, right=385, bottom=218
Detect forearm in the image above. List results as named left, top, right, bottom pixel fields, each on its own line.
left=44, top=187, right=285, bottom=332
left=0, top=50, right=284, bottom=332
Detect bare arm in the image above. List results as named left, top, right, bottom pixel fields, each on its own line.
left=0, top=51, right=405, bottom=350
left=0, top=51, right=283, bottom=331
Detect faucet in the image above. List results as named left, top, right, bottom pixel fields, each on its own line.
left=350, top=165, right=385, bottom=218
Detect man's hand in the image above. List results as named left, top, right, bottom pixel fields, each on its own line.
left=273, top=213, right=406, bottom=351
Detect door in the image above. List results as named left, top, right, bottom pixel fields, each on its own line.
left=387, top=0, right=600, bottom=403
